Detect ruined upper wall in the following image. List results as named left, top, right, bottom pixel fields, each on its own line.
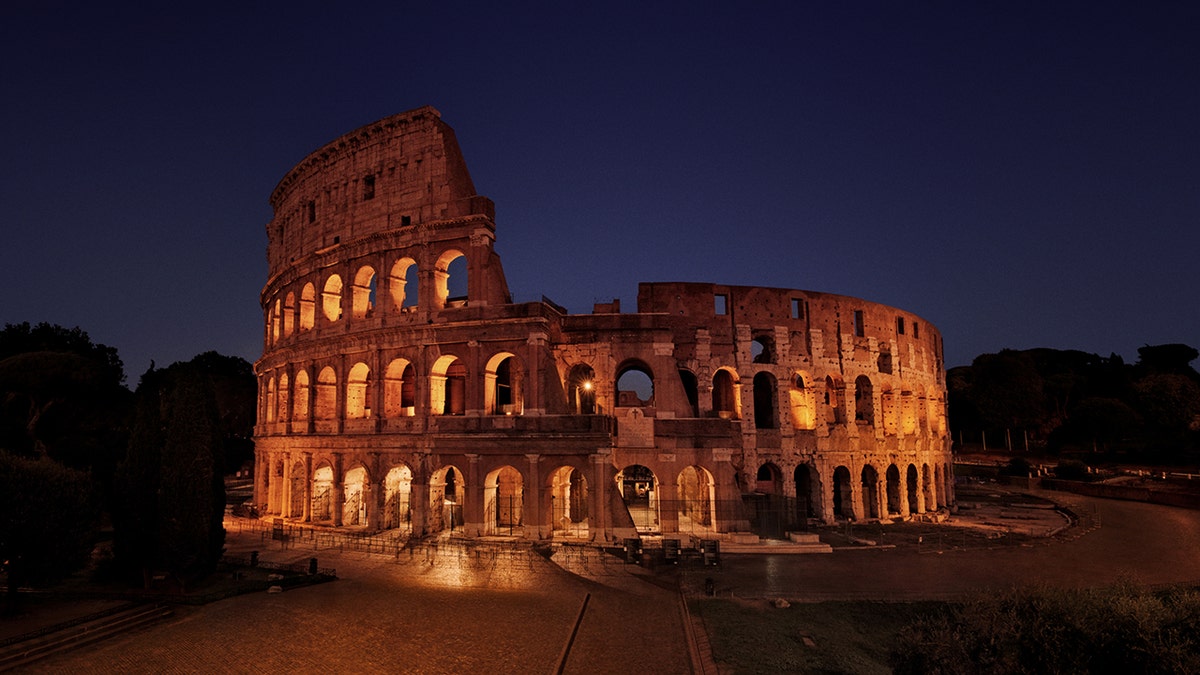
left=637, top=281, right=945, bottom=380
left=265, top=106, right=495, bottom=277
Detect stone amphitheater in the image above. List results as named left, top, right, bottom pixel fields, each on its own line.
left=253, top=105, right=954, bottom=544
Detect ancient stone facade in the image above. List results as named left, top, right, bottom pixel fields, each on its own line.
left=253, top=106, right=954, bottom=543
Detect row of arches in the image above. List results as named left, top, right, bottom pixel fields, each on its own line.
left=266, top=457, right=593, bottom=537
left=262, top=355, right=945, bottom=435
left=263, top=351, right=525, bottom=422
left=265, top=250, right=469, bottom=346
left=262, top=454, right=953, bottom=539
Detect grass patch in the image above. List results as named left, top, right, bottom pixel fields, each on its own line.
left=690, top=598, right=944, bottom=674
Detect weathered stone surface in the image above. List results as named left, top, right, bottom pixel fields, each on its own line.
left=253, top=107, right=955, bottom=544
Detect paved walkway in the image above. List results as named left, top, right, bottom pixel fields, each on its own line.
left=23, top=490, right=1200, bottom=673
left=684, top=490, right=1200, bottom=601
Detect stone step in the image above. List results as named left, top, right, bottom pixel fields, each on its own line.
left=0, top=603, right=174, bottom=672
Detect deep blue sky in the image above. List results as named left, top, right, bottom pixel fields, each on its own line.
left=2, top=2, right=1197, bottom=379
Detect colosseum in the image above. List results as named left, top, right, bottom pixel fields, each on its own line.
left=253, top=106, right=954, bottom=546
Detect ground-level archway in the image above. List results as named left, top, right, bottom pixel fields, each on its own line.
left=617, top=465, right=659, bottom=533
left=383, top=464, right=413, bottom=531
left=485, top=465, right=524, bottom=535
left=430, top=465, right=464, bottom=533
left=549, top=465, right=588, bottom=538
left=676, top=465, right=716, bottom=535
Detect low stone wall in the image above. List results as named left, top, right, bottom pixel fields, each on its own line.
left=1040, top=478, right=1200, bottom=510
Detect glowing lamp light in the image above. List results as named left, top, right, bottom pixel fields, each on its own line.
left=582, top=381, right=593, bottom=392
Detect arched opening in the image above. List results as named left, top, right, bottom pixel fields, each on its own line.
left=429, top=466, right=464, bottom=533
left=749, top=462, right=785, bottom=538
left=550, top=466, right=589, bottom=537
left=753, top=372, right=778, bottom=429
left=383, top=465, right=413, bottom=531
left=789, top=373, right=815, bottom=429
left=751, top=335, right=774, bottom=364
left=312, top=464, right=333, bottom=522
left=616, top=362, right=654, bottom=407
left=293, top=370, right=310, bottom=421
left=321, top=274, right=343, bottom=322
left=832, top=466, right=852, bottom=518
left=283, top=292, right=296, bottom=337
left=921, top=461, right=931, bottom=509
left=389, top=257, right=418, bottom=312
left=794, top=464, right=821, bottom=522
left=484, top=353, right=523, bottom=415
left=346, top=362, right=371, bottom=418
left=277, top=373, right=290, bottom=422
left=566, top=364, right=597, bottom=414
left=886, top=464, right=902, bottom=515
left=351, top=266, right=376, bottom=319
left=907, top=464, right=921, bottom=515
left=712, top=368, right=739, bottom=419
left=314, top=367, right=337, bottom=420
left=861, top=465, right=880, bottom=519
left=383, top=358, right=416, bottom=416
left=265, top=376, right=276, bottom=423
left=825, top=375, right=846, bottom=425
left=342, top=465, right=369, bottom=526
left=678, top=369, right=700, bottom=417
left=676, top=465, right=716, bottom=534
left=289, top=461, right=306, bottom=517
left=435, top=249, right=467, bottom=309
left=485, top=465, right=523, bottom=535
left=617, top=465, right=659, bottom=533
left=299, top=283, right=316, bottom=331
left=854, top=375, right=875, bottom=426
left=430, top=356, right=466, bottom=416
left=270, top=299, right=281, bottom=344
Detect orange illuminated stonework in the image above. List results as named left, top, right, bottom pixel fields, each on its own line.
left=254, top=106, right=954, bottom=543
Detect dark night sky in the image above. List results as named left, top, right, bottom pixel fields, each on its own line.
left=2, top=2, right=1197, bottom=379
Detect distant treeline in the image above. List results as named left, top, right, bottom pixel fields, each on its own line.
left=948, top=343, right=1200, bottom=462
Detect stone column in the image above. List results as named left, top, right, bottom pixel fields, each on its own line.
left=282, top=457, right=293, bottom=518
left=525, top=454, right=542, bottom=539
left=367, top=453, right=384, bottom=531
left=331, top=453, right=345, bottom=527
left=464, top=454, right=483, bottom=536
left=302, top=453, right=313, bottom=522
left=410, top=473, right=429, bottom=537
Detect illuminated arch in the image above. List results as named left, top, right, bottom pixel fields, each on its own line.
left=315, top=366, right=337, bottom=420
left=484, top=465, right=524, bottom=535
left=351, top=265, right=376, bottom=319
left=346, top=362, right=371, bottom=418
left=484, top=352, right=523, bottom=415
left=383, top=358, right=416, bottom=417
left=383, top=464, right=413, bottom=530
left=712, top=367, right=740, bottom=419
left=430, top=355, right=466, bottom=415
left=322, top=274, right=343, bottom=321
left=299, top=282, right=316, bottom=331
left=389, top=257, right=418, bottom=311
left=434, top=249, right=467, bottom=309
left=549, top=465, right=588, bottom=537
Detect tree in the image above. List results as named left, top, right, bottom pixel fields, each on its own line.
left=0, top=323, right=131, bottom=491
left=0, top=452, right=98, bottom=612
left=970, top=350, right=1047, bottom=435
left=113, top=356, right=230, bottom=587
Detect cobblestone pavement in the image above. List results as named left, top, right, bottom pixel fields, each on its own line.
left=26, top=535, right=691, bottom=674
left=683, top=491, right=1200, bottom=601
left=23, top=491, right=1200, bottom=673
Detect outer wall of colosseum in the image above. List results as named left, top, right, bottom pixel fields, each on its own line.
left=253, top=106, right=954, bottom=544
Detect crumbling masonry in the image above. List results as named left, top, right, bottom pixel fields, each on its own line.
left=253, top=106, right=954, bottom=543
